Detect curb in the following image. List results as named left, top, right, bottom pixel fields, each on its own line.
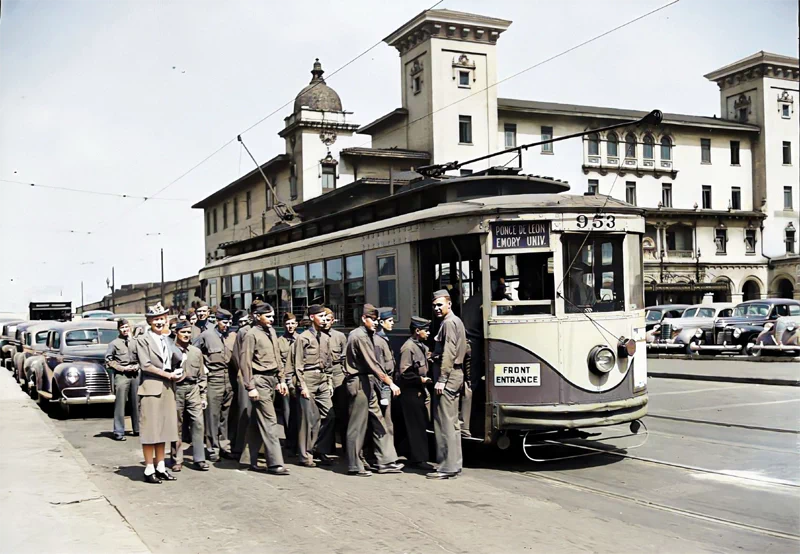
left=647, top=353, right=800, bottom=363
left=649, top=371, right=800, bottom=387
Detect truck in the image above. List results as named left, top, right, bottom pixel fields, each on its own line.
left=29, top=302, right=72, bottom=321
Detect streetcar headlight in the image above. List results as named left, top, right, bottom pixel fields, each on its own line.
left=588, top=346, right=616, bottom=375
left=733, top=328, right=742, bottom=339
left=694, top=328, right=703, bottom=338
left=65, top=367, right=80, bottom=385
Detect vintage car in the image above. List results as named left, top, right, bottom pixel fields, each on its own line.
left=28, top=320, right=118, bottom=418
left=78, top=309, right=115, bottom=320
left=693, top=299, right=800, bottom=355
left=14, top=321, right=55, bottom=389
left=647, top=303, right=734, bottom=354
left=1, top=320, right=26, bottom=371
left=749, top=316, right=800, bottom=357
left=644, top=304, right=690, bottom=334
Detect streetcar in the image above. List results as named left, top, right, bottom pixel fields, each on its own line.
left=198, top=167, right=649, bottom=452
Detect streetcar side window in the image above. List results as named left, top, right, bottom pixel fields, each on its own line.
left=490, top=252, right=554, bottom=315
left=562, top=234, right=625, bottom=313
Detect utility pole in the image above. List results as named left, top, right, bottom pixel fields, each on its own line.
left=81, top=281, right=84, bottom=314
left=160, top=248, right=165, bottom=306
left=111, top=267, right=116, bottom=312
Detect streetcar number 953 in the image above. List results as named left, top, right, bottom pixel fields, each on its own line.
left=576, top=214, right=616, bottom=229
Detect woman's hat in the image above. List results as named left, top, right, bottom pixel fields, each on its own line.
left=145, top=303, right=169, bottom=318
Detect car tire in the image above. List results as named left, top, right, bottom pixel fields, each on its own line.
left=685, top=341, right=697, bottom=356
left=749, top=343, right=762, bottom=358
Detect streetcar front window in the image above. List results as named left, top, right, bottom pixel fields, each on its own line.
left=562, top=234, right=625, bottom=313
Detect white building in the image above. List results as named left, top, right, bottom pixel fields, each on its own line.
left=194, top=9, right=799, bottom=305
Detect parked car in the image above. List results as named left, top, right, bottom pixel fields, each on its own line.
left=644, top=304, right=690, bottom=334
left=1, top=320, right=26, bottom=371
left=14, top=321, right=55, bottom=389
left=749, top=316, right=800, bottom=357
left=78, top=309, right=115, bottom=319
left=28, top=320, right=118, bottom=418
left=648, top=303, right=734, bottom=354
left=11, top=321, right=52, bottom=386
left=693, top=299, right=800, bottom=355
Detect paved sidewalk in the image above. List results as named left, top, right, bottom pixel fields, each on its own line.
left=0, top=371, right=149, bottom=553
left=648, top=358, right=800, bottom=386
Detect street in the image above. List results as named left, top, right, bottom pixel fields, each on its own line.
left=47, top=368, right=800, bottom=553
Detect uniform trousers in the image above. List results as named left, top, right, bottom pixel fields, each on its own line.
left=280, top=390, right=301, bottom=454
left=433, top=368, right=463, bottom=474
left=346, top=375, right=397, bottom=472
left=331, top=368, right=348, bottom=450
left=399, top=386, right=430, bottom=464
left=113, top=372, right=139, bottom=437
left=247, top=373, right=285, bottom=468
left=205, top=370, right=233, bottom=456
left=231, top=376, right=252, bottom=457
left=298, top=371, right=335, bottom=463
left=171, top=382, right=205, bottom=464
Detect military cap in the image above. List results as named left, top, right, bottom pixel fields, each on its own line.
left=362, top=304, right=379, bottom=318
left=253, top=303, right=274, bottom=315
left=432, top=289, right=451, bottom=300
left=234, top=309, right=249, bottom=324
left=410, top=316, right=431, bottom=330
left=116, top=318, right=130, bottom=329
left=249, top=299, right=263, bottom=313
left=307, top=304, right=325, bottom=316
left=196, top=301, right=209, bottom=308
left=174, top=320, right=192, bottom=331
left=283, top=312, right=297, bottom=323
left=378, top=307, right=395, bottom=320
left=215, top=308, right=233, bottom=321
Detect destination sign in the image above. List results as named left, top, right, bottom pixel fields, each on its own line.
left=493, top=363, right=541, bottom=387
left=491, top=221, right=550, bottom=250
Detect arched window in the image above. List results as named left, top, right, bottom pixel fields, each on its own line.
left=587, top=133, right=599, bottom=156
left=607, top=132, right=618, bottom=157
left=660, top=136, right=672, bottom=160
left=625, top=133, right=637, bottom=158
left=643, top=134, right=654, bottom=159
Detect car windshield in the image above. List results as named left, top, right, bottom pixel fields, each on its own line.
left=697, top=308, right=715, bottom=318
left=733, top=304, right=770, bottom=317
left=682, top=308, right=698, bottom=318
left=645, top=310, right=662, bottom=322
left=65, top=328, right=118, bottom=346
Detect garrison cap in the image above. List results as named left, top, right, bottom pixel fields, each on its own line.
left=253, top=303, right=274, bottom=315
left=362, top=304, right=379, bottom=318
left=283, top=312, right=297, bottom=323
left=234, top=309, right=249, bottom=324
left=378, top=307, right=395, bottom=320
left=249, top=299, right=263, bottom=313
left=116, top=318, right=130, bottom=329
left=307, top=304, right=325, bottom=316
left=196, top=301, right=209, bottom=309
left=174, top=320, right=192, bottom=331
left=215, top=308, right=233, bottom=321
left=410, top=316, right=431, bottom=330
left=432, top=289, right=451, bottom=301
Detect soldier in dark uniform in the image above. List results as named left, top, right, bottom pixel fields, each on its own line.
left=375, top=307, right=397, bottom=436
left=193, top=308, right=236, bottom=461
left=105, top=319, right=140, bottom=441
left=397, top=316, right=434, bottom=468
left=278, top=313, right=299, bottom=455
left=170, top=321, right=208, bottom=471
left=294, top=304, right=335, bottom=467
left=239, top=303, right=290, bottom=475
left=460, top=278, right=484, bottom=438
left=344, top=304, right=403, bottom=476
left=323, top=308, right=348, bottom=453
left=228, top=308, right=251, bottom=458
left=191, top=302, right=210, bottom=341
left=429, top=289, right=467, bottom=480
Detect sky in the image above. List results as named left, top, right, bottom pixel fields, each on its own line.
left=0, top=0, right=797, bottom=315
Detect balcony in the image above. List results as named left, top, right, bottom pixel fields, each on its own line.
left=583, top=157, right=677, bottom=179
left=666, top=249, right=694, bottom=259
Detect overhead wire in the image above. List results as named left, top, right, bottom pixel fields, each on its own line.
left=0, top=178, right=188, bottom=202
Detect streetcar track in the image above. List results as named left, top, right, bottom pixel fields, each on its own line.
left=646, top=413, right=800, bottom=434
left=645, top=428, right=798, bottom=455
left=519, top=471, right=800, bottom=542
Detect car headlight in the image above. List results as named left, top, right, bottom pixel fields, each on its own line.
left=65, top=367, right=80, bottom=385
left=652, top=324, right=661, bottom=333
left=733, top=328, right=742, bottom=339
left=694, top=328, right=704, bottom=338
left=588, top=346, right=616, bottom=375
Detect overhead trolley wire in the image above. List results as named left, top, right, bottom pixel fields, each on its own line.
left=0, top=178, right=188, bottom=202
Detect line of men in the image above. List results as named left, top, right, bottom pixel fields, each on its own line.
left=106, top=288, right=467, bottom=482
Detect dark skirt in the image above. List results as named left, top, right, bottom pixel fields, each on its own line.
left=399, top=388, right=430, bottom=463
left=139, top=383, right=179, bottom=445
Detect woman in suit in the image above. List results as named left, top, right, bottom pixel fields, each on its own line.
left=135, top=303, right=182, bottom=484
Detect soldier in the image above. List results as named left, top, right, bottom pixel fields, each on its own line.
left=230, top=302, right=258, bottom=460
left=105, top=319, right=140, bottom=441
left=375, top=307, right=397, bottom=435
left=227, top=309, right=250, bottom=455
left=239, top=303, right=290, bottom=475
left=397, top=316, right=434, bottom=468
left=428, top=289, right=467, bottom=480
left=344, top=304, right=403, bottom=476
left=278, top=313, right=299, bottom=455
left=460, top=278, right=483, bottom=438
left=193, top=308, right=236, bottom=461
left=170, top=320, right=208, bottom=471
left=323, top=308, right=348, bottom=452
left=191, top=302, right=211, bottom=341
left=135, top=303, right=180, bottom=484
left=294, top=304, right=335, bottom=467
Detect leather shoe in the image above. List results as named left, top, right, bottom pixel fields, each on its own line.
left=208, top=452, right=220, bottom=462
left=144, top=473, right=162, bottom=484
left=171, top=463, right=182, bottom=472
left=112, top=435, right=126, bottom=442
left=267, top=465, right=291, bottom=475
left=426, top=471, right=458, bottom=480
left=220, top=450, right=236, bottom=460
left=195, top=461, right=210, bottom=471
left=316, top=454, right=335, bottom=466
left=155, top=469, right=177, bottom=481
left=348, top=469, right=373, bottom=477
left=299, top=460, right=317, bottom=468
left=377, top=462, right=404, bottom=474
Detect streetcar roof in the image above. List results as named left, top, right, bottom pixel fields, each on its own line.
left=202, top=192, right=643, bottom=271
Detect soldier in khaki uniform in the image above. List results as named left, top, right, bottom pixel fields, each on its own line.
left=397, top=316, right=434, bottom=468
left=278, top=313, right=299, bottom=455
left=344, top=304, right=403, bottom=476
left=230, top=303, right=258, bottom=460
left=428, top=289, right=468, bottom=480
left=294, top=304, right=334, bottom=467
left=170, top=321, right=208, bottom=471
left=191, top=302, right=211, bottom=341
left=375, top=307, right=397, bottom=436
left=193, top=308, right=236, bottom=461
left=239, top=303, right=290, bottom=475
left=323, top=308, right=348, bottom=452
left=105, top=319, right=140, bottom=441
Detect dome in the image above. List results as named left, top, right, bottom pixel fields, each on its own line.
left=293, top=59, right=343, bottom=113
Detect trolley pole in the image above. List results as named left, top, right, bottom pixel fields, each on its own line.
left=160, top=248, right=165, bottom=307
